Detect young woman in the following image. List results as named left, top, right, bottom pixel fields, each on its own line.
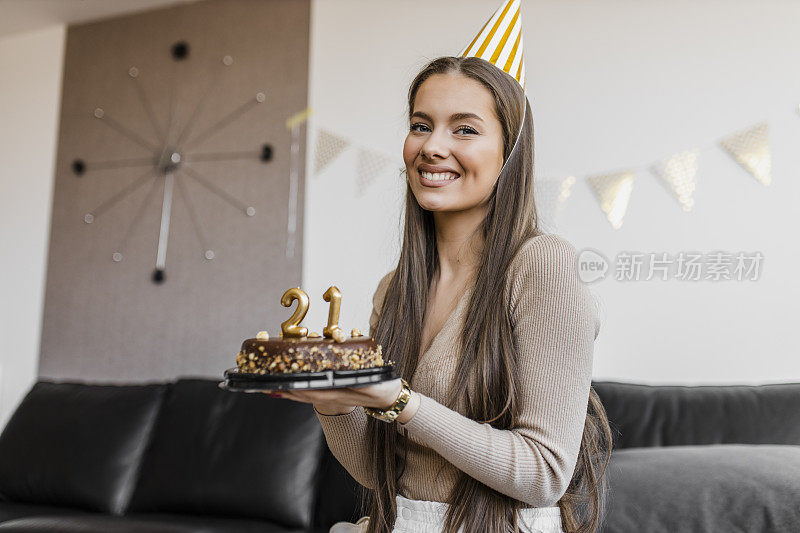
left=269, top=56, right=612, bottom=533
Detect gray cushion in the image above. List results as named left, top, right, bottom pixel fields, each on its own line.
left=592, top=381, right=800, bottom=449
left=601, top=444, right=800, bottom=532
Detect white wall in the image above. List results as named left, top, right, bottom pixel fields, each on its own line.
left=1, top=2, right=798, bottom=426
left=0, top=25, right=65, bottom=427
left=304, top=0, right=800, bottom=385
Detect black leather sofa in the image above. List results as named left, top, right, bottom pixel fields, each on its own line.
left=0, top=378, right=797, bottom=532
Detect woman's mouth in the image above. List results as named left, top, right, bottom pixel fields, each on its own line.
left=419, top=170, right=461, bottom=188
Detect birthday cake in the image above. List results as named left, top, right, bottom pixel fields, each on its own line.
left=235, top=328, right=385, bottom=374
left=234, top=286, right=388, bottom=375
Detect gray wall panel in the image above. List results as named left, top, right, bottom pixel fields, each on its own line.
left=39, top=0, right=309, bottom=381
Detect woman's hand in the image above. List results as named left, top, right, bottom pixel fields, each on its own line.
left=261, top=378, right=404, bottom=415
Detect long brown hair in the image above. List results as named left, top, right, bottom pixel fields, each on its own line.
left=361, top=56, right=612, bottom=533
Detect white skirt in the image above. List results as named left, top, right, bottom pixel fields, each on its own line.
left=329, top=493, right=565, bottom=533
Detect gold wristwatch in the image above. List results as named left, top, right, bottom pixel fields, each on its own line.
left=364, top=378, right=411, bottom=423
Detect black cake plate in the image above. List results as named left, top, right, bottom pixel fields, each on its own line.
left=219, top=363, right=397, bottom=393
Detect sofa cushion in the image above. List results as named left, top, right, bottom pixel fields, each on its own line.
left=311, top=446, right=366, bottom=529
left=0, top=514, right=299, bottom=532
left=128, top=379, right=324, bottom=529
left=0, top=502, right=89, bottom=523
left=601, top=444, right=800, bottom=532
left=0, top=381, right=167, bottom=514
left=593, top=381, right=800, bottom=448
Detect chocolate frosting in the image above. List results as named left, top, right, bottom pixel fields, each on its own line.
left=235, top=334, right=385, bottom=374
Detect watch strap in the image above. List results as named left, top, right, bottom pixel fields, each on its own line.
left=364, top=378, right=411, bottom=423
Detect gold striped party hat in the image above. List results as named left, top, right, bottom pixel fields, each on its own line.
left=459, top=0, right=526, bottom=92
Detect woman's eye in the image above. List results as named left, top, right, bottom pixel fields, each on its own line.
left=455, top=126, right=478, bottom=135
left=409, top=123, right=477, bottom=135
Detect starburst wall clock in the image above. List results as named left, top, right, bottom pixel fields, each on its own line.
left=72, top=40, right=277, bottom=285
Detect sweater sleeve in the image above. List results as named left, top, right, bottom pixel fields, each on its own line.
left=397, top=235, right=598, bottom=507
left=315, top=270, right=395, bottom=490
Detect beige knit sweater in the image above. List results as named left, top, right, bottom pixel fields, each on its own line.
left=315, top=234, right=601, bottom=508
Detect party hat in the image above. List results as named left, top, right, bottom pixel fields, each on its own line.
left=459, top=0, right=526, bottom=93
left=458, top=0, right=528, bottom=176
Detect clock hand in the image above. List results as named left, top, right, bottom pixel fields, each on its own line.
left=114, top=175, right=162, bottom=263
left=181, top=166, right=251, bottom=214
left=128, top=66, right=166, bottom=145
left=181, top=92, right=264, bottom=151
left=154, top=172, right=175, bottom=283
left=93, top=107, right=159, bottom=153
left=84, top=169, right=155, bottom=223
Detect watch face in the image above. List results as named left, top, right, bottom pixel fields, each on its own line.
left=371, top=412, right=392, bottom=422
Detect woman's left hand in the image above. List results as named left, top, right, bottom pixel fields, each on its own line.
left=262, top=378, right=403, bottom=411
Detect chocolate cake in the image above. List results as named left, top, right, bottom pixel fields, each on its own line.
left=235, top=328, right=386, bottom=374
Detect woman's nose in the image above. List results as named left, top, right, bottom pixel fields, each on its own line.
left=420, top=129, right=450, bottom=160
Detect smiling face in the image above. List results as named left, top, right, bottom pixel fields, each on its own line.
left=403, top=72, right=505, bottom=213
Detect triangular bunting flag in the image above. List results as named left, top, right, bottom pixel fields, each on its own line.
left=650, top=148, right=699, bottom=211
left=719, top=122, right=771, bottom=186
left=534, top=176, right=576, bottom=232
left=587, top=171, right=635, bottom=229
left=355, top=147, right=394, bottom=195
left=313, top=129, right=350, bottom=176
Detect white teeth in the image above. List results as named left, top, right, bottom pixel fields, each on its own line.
left=421, top=171, right=459, bottom=181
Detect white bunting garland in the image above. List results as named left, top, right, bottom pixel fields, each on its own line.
left=356, top=147, right=395, bottom=195
left=309, top=112, right=784, bottom=231
left=650, top=148, right=700, bottom=212
left=587, top=171, right=635, bottom=230
left=719, top=122, right=771, bottom=186
left=534, top=175, right=576, bottom=231
left=313, top=129, right=350, bottom=176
